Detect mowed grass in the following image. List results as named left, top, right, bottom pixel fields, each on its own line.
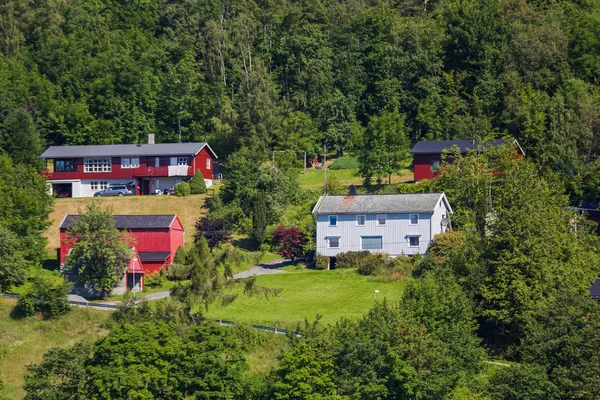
left=204, top=268, right=408, bottom=328
left=298, top=168, right=413, bottom=189
left=46, top=194, right=209, bottom=252
left=0, top=298, right=111, bottom=400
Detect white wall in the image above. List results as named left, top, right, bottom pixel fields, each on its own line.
left=316, top=205, right=451, bottom=257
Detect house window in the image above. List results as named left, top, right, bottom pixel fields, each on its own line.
left=409, top=214, right=419, bottom=225
left=155, top=157, right=160, bottom=167
left=121, top=157, right=139, bottom=168
left=377, top=214, right=386, bottom=226
left=100, top=181, right=108, bottom=190
left=206, top=158, right=211, bottom=169
left=431, top=161, right=440, bottom=172
left=329, top=215, right=338, bottom=226
left=362, top=236, right=383, bottom=250
left=356, top=215, right=366, bottom=226
left=177, top=157, right=188, bottom=166
left=327, top=237, right=340, bottom=248
left=91, top=181, right=98, bottom=190
left=54, top=159, right=77, bottom=172
left=408, top=236, right=420, bottom=247
left=84, top=158, right=111, bottom=172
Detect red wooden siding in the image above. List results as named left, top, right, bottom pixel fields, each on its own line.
left=192, top=147, right=213, bottom=179
left=60, top=215, right=185, bottom=273
left=413, top=154, right=443, bottom=181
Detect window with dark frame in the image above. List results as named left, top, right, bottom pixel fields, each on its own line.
left=328, top=237, right=340, bottom=248
left=409, top=236, right=420, bottom=247
left=329, top=215, right=337, bottom=226
left=357, top=215, right=366, bottom=226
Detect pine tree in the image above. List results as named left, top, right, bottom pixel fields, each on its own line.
left=252, top=192, right=268, bottom=245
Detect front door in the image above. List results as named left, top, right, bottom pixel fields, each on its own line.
left=140, top=179, right=151, bottom=195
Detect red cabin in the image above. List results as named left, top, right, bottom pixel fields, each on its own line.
left=59, top=214, right=185, bottom=276
left=409, top=139, right=523, bottom=181
left=40, top=137, right=217, bottom=198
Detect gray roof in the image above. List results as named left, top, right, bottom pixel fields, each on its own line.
left=409, top=139, right=506, bottom=155
left=60, top=214, right=179, bottom=230
left=40, top=142, right=217, bottom=159
left=138, top=252, right=171, bottom=261
left=312, top=193, right=452, bottom=215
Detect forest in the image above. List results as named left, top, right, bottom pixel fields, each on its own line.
left=2, top=0, right=600, bottom=398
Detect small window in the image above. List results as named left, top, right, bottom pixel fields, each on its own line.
left=206, top=158, right=211, bottom=169
left=91, top=181, right=98, bottom=190
left=409, top=214, right=419, bottom=225
left=130, top=157, right=139, bottom=168
left=100, top=181, right=108, bottom=190
left=362, top=236, right=383, bottom=250
left=328, top=237, right=340, bottom=248
left=409, top=236, right=420, bottom=247
left=356, top=215, right=366, bottom=226
left=177, top=157, right=188, bottom=166
left=329, top=215, right=338, bottom=226
left=377, top=214, right=386, bottom=226
left=121, top=157, right=131, bottom=168
left=155, top=157, right=160, bottom=167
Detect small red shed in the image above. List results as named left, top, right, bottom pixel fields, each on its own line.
left=59, top=214, right=185, bottom=275
left=409, top=139, right=524, bottom=181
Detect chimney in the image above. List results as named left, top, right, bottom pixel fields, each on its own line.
left=148, top=134, right=155, bottom=145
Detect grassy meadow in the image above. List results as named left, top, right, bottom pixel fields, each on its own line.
left=298, top=167, right=413, bottom=190
left=0, top=298, right=111, bottom=400
left=45, top=194, right=210, bottom=253
left=205, top=268, right=408, bottom=328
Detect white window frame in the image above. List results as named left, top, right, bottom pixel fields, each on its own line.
left=329, top=215, right=338, bottom=227
left=177, top=157, right=188, bottom=166
left=377, top=214, right=386, bottom=226
left=121, top=157, right=139, bottom=169
left=155, top=157, right=160, bottom=167
left=409, top=214, right=419, bottom=225
left=206, top=158, right=211, bottom=169
left=327, top=236, right=340, bottom=248
left=356, top=215, right=366, bottom=226
left=100, top=181, right=108, bottom=190
left=408, top=236, right=420, bottom=247
left=91, top=181, right=98, bottom=190
left=84, top=158, right=111, bottom=173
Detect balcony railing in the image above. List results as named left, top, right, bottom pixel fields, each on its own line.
left=139, top=166, right=192, bottom=177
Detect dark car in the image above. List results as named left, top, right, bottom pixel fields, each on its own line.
left=94, top=185, right=133, bottom=197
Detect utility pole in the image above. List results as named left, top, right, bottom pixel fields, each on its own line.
left=304, top=151, right=307, bottom=175
left=324, top=144, right=327, bottom=192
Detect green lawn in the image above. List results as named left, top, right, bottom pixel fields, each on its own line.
left=204, top=268, right=408, bottom=328
left=0, top=298, right=111, bottom=400
left=298, top=168, right=413, bottom=189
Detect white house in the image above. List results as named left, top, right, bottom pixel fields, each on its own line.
left=312, top=193, right=452, bottom=257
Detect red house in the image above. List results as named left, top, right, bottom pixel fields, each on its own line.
left=59, top=214, right=185, bottom=276
left=40, top=136, right=217, bottom=198
left=409, top=139, right=523, bottom=181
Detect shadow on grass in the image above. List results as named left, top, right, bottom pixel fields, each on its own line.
left=232, top=237, right=259, bottom=251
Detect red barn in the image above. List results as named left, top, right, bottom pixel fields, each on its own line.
left=409, top=139, right=524, bottom=181
left=40, top=137, right=217, bottom=198
left=59, top=214, right=185, bottom=276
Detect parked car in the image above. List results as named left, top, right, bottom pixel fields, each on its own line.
left=94, top=185, right=133, bottom=197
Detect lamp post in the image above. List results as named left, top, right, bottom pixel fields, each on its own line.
left=374, top=289, right=380, bottom=302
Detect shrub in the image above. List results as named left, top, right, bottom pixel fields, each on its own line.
left=16, top=276, right=72, bottom=319
left=336, top=251, right=372, bottom=269
left=356, top=253, right=388, bottom=275
left=145, top=270, right=165, bottom=288
left=329, top=156, right=359, bottom=170
left=174, top=181, right=190, bottom=196
left=173, top=246, right=187, bottom=264
left=166, top=264, right=191, bottom=281
left=271, top=226, right=308, bottom=261
left=314, top=254, right=330, bottom=270
left=189, top=170, right=207, bottom=194
left=195, top=218, right=232, bottom=251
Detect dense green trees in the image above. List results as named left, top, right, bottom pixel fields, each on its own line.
left=0, top=0, right=599, bottom=200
